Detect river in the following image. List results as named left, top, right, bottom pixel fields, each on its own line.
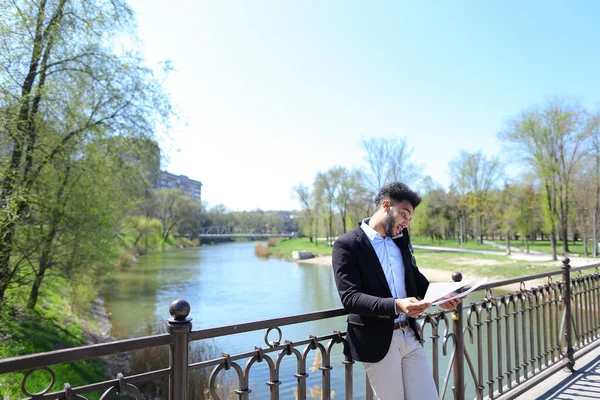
left=103, top=242, right=494, bottom=399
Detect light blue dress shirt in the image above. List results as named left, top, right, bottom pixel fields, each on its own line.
left=361, top=220, right=407, bottom=323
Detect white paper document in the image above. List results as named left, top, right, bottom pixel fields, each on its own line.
left=423, top=278, right=488, bottom=306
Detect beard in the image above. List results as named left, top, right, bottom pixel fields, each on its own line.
left=383, top=208, right=397, bottom=238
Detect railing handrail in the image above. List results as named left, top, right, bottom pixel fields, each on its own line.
left=189, top=307, right=348, bottom=341
left=0, top=333, right=171, bottom=374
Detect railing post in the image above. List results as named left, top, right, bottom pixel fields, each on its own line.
left=167, top=299, right=192, bottom=400
left=452, top=272, right=465, bottom=400
left=561, top=257, right=575, bottom=371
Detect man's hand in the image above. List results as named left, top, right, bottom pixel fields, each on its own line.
left=438, top=292, right=462, bottom=310
left=395, top=297, right=432, bottom=318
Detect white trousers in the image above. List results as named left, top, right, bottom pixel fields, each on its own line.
left=363, top=327, right=438, bottom=400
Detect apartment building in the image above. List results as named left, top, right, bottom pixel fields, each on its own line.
left=156, top=171, right=203, bottom=201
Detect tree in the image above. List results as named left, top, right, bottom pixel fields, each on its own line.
left=125, top=216, right=163, bottom=252
left=314, top=168, right=340, bottom=243
left=0, top=0, right=171, bottom=302
left=154, top=189, right=195, bottom=246
left=333, top=168, right=364, bottom=234
left=515, top=184, right=541, bottom=254
left=360, top=136, right=423, bottom=193
left=500, top=98, right=590, bottom=259
left=449, top=150, right=501, bottom=244
left=293, top=184, right=315, bottom=242
left=498, top=185, right=520, bottom=255
left=18, top=136, right=155, bottom=309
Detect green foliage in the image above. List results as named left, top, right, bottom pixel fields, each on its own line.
left=0, top=0, right=171, bottom=303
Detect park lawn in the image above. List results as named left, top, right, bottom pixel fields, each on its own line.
left=0, top=277, right=106, bottom=399
left=414, top=249, right=557, bottom=280
left=403, top=236, right=502, bottom=252
left=271, top=238, right=563, bottom=281
left=272, top=236, right=501, bottom=259
left=489, top=239, right=593, bottom=257
left=269, top=237, right=333, bottom=258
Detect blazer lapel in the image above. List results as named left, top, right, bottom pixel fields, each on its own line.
left=354, top=223, right=392, bottom=297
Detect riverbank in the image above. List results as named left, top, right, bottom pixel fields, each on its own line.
left=0, top=277, right=108, bottom=399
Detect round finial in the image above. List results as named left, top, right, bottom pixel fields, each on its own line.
left=562, top=257, right=571, bottom=266
left=169, top=299, right=190, bottom=320
left=452, top=272, right=463, bottom=282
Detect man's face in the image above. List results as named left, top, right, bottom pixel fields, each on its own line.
left=382, top=199, right=414, bottom=237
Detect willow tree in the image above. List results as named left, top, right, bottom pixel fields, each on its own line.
left=499, top=98, right=590, bottom=260
left=0, top=0, right=171, bottom=303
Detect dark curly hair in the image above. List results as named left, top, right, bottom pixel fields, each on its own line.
left=374, top=182, right=422, bottom=209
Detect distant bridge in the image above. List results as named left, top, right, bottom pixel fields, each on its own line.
left=186, top=225, right=296, bottom=239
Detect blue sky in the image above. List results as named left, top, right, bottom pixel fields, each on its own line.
left=127, top=0, right=600, bottom=211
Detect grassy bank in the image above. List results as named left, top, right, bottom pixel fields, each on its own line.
left=270, top=237, right=568, bottom=282
left=0, top=276, right=106, bottom=399
left=268, top=237, right=334, bottom=259
left=269, top=237, right=501, bottom=259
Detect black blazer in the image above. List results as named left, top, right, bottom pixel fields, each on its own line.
left=332, top=221, right=429, bottom=363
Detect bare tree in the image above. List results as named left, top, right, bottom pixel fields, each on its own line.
left=360, top=136, right=423, bottom=193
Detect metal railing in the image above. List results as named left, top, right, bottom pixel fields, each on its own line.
left=1, top=257, right=600, bottom=399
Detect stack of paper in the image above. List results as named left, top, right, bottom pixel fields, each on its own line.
left=423, top=278, right=488, bottom=306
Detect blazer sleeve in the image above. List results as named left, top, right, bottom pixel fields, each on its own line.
left=332, top=236, right=396, bottom=317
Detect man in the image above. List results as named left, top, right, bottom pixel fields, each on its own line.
left=332, top=182, right=459, bottom=400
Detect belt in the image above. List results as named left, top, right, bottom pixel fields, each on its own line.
left=393, top=320, right=409, bottom=330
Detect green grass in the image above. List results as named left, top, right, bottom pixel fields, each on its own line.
left=413, top=249, right=558, bottom=280
left=411, top=237, right=502, bottom=251
left=269, top=237, right=334, bottom=258
left=0, top=277, right=106, bottom=399
left=489, top=239, right=593, bottom=257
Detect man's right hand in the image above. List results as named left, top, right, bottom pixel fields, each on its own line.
left=395, top=297, right=432, bottom=318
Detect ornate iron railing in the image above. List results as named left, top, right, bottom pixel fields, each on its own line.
left=1, top=257, right=600, bottom=399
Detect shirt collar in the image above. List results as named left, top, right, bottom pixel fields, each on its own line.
left=361, top=218, right=386, bottom=241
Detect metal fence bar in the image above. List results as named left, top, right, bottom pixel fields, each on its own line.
left=167, top=299, right=192, bottom=400
left=562, top=258, right=575, bottom=371
left=452, top=272, right=465, bottom=400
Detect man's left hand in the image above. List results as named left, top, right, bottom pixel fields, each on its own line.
left=438, top=293, right=461, bottom=310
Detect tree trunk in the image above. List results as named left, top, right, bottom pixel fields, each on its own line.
left=525, top=236, right=529, bottom=254
left=550, top=229, right=558, bottom=261
left=506, top=234, right=511, bottom=255
left=561, top=221, right=570, bottom=254
left=27, top=268, right=47, bottom=309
